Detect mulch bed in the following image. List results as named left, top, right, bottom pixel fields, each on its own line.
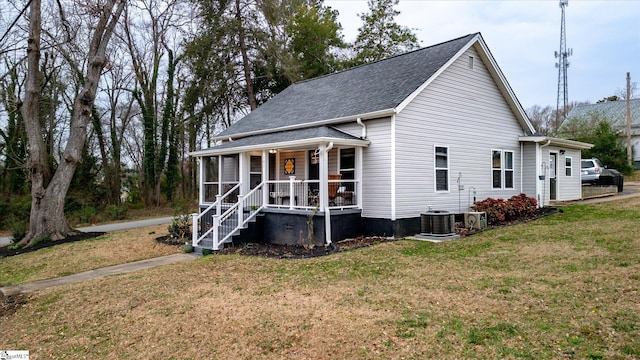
left=158, top=207, right=559, bottom=259
left=0, top=232, right=105, bottom=258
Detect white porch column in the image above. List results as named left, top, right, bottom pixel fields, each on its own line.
left=199, top=157, right=204, bottom=205
left=239, top=152, right=249, bottom=195
left=318, top=144, right=328, bottom=209
left=262, top=150, right=269, bottom=206
left=217, top=155, right=222, bottom=197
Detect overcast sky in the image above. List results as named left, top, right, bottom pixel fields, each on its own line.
left=324, top=0, right=640, bottom=110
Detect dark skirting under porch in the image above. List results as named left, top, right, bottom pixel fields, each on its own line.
left=361, top=217, right=421, bottom=238
left=261, top=208, right=363, bottom=246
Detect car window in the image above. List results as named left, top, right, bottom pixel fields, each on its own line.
left=581, top=160, right=593, bottom=168
left=594, top=159, right=604, bottom=167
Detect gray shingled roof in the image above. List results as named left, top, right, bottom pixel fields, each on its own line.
left=216, top=33, right=477, bottom=139
left=567, top=99, right=640, bottom=133
left=190, top=126, right=368, bottom=156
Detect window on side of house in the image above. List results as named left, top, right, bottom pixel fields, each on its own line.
left=249, top=155, right=262, bottom=189
left=339, top=148, right=355, bottom=191
left=504, top=151, right=514, bottom=189
left=492, top=150, right=502, bottom=189
left=435, top=146, right=449, bottom=192
left=492, top=150, right=514, bottom=189
left=565, top=156, right=572, bottom=177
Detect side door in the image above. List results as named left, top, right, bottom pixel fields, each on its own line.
left=549, top=153, right=557, bottom=200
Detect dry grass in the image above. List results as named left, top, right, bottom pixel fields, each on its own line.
left=0, top=225, right=180, bottom=286
left=1, top=199, right=639, bottom=359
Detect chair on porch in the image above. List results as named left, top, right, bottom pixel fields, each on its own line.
left=328, top=174, right=342, bottom=205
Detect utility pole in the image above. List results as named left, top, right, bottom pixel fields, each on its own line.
left=627, top=72, right=632, bottom=166
left=555, top=0, right=572, bottom=131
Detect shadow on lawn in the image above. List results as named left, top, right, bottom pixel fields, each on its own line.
left=0, top=232, right=105, bottom=258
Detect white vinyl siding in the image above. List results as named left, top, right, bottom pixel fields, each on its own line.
left=334, top=118, right=392, bottom=219
left=394, top=46, right=525, bottom=216
left=521, top=143, right=537, bottom=196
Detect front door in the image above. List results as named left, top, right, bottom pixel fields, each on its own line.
left=549, top=153, right=557, bottom=200
left=308, top=150, right=319, bottom=193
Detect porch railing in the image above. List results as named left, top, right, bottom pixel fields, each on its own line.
left=192, top=182, right=265, bottom=250
left=266, top=178, right=359, bottom=209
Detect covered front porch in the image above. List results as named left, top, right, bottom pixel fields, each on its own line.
left=189, top=127, right=369, bottom=250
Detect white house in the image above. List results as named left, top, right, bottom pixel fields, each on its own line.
left=190, top=33, right=591, bottom=250
left=566, top=99, right=640, bottom=169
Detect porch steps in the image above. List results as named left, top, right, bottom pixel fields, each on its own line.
left=194, top=213, right=265, bottom=253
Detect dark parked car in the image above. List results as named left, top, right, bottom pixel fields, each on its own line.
left=598, top=168, right=624, bottom=192
left=581, top=158, right=604, bottom=183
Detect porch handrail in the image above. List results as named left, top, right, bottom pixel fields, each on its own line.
left=191, top=182, right=241, bottom=247
left=193, top=182, right=266, bottom=250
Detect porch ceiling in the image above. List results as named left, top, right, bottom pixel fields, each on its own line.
left=190, top=126, right=370, bottom=157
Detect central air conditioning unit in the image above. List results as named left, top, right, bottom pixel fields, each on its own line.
left=464, top=212, right=487, bottom=230
left=420, top=211, right=456, bottom=235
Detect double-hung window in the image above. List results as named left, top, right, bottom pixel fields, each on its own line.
left=565, top=157, right=572, bottom=177
left=339, top=148, right=355, bottom=191
left=435, top=146, right=449, bottom=192
left=492, top=150, right=514, bottom=189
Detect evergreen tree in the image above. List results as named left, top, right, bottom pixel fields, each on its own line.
left=352, top=0, right=419, bottom=65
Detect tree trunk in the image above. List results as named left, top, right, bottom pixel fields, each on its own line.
left=236, top=0, right=257, bottom=111
left=19, top=0, right=125, bottom=246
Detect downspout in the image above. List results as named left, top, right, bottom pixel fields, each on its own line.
left=357, top=117, right=367, bottom=138
left=324, top=142, right=334, bottom=246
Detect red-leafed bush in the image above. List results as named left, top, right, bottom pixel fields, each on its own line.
left=471, top=193, right=538, bottom=225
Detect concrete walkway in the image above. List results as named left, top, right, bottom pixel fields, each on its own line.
left=1, top=253, right=199, bottom=296
left=0, top=216, right=174, bottom=247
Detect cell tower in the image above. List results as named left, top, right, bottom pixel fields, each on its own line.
left=555, top=0, right=572, bottom=128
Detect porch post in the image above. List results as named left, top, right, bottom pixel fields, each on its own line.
left=262, top=150, right=269, bottom=206
left=318, top=144, right=328, bottom=209
left=198, top=157, right=204, bottom=205
left=319, top=143, right=333, bottom=245
left=238, top=153, right=247, bottom=225
left=239, top=152, right=248, bottom=195
left=217, top=155, right=222, bottom=198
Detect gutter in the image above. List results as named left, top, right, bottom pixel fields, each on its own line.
left=213, top=108, right=396, bottom=142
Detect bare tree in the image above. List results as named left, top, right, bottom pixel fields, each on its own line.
left=20, top=0, right=125, bottom=245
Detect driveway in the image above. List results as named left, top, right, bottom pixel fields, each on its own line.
left=0, top=216, right=174, bottom=247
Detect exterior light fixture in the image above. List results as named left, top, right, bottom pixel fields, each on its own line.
left=269, top=149, right=277, bottom=154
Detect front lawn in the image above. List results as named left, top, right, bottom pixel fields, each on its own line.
left=1, top=199, right=639, bottom=359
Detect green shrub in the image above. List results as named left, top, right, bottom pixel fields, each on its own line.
left=30, top=234, right=51, bottom=247
left=168, top=214, right=192, bottom=239
left=182, top=244, right=194, bottom=253
left=76, top=206, right=98, bottom=224
left=9, top=219, right=27, bottom=242
left=105, top=204, right=128, bottom=220
left=202, top=248, right=213, bottom=256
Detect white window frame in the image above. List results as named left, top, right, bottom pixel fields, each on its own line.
left=504, top=150, right=514, bottom=189
left=434, top=145, right=449, bottom=192
left=491, top=149, right=502, bottom=189
left=565, top=156, right=572, bottom=177
left=492, top=149, right=514, bottom=190
left=249, top=155, right=262, bottom=189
